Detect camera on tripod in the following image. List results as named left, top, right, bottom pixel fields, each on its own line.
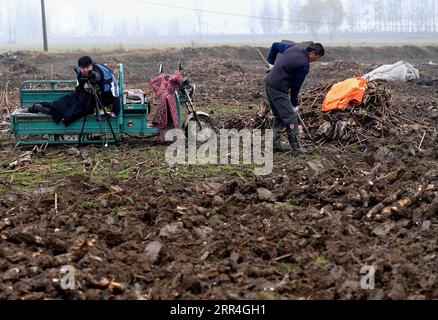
left=81, top=70, right=101, bottom=93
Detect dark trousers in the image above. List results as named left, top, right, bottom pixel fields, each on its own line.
left=266, top=85, right=299, bottom=147
left=28, top=90, right=119, bottom=127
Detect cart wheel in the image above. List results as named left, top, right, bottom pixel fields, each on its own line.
left=185, top=114, right=215, bottom=141
left=54, top=134, right=80, bottom=142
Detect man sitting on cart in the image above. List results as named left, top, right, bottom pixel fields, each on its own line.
left=27, top=56, right=120, bottom=126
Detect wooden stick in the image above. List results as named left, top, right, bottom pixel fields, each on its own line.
left=273, top=253, right=293, bottom=262
left=55, top=193, right=58, bottom=215
left=255, top=48, right=269, bottom=67
left=399, top=115, right=432, bottom=128
left=4, top=81, right=11, bottom=117
left=298, top=113, right=317, bottom=145
left=418, top=131, right=427, bottom=150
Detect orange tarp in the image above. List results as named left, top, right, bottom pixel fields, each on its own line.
left=322, top=77, right=368, bottom=112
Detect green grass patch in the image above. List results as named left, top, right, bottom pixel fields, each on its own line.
left=287, top=154, right=306, bottom=166
left=278, top=262, right=299, bottom=273
left=115, top=168, right=135, bottom=180
left=284, top=200, right=294, bottom=211
left=199, top=105, right=255, bottom=115
left=314, top=256, right=328, bottom=267
left=8, top=170, right=48, bottom=186
left=83, top=200, right=96, bottom=210
left=312, top=153, right=324, bottom=161
left=387, top=144, right=402, bottom=150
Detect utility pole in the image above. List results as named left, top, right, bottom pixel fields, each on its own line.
left=41, top=0, right=48, bottom=51
left=433, top=0, right=436, bottom=33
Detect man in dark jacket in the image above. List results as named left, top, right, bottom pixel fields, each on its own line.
left=28, top=56, right=120, bottom=126
left=267, top=41, right=294, bottom=71
left=74, top=56, right=120, bottom=116
left=266, top=43, right=324, bottom=153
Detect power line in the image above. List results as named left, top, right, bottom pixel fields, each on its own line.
left=129, top=0, right=438, bottom=30
left=129, top=0, right=340, bottom=26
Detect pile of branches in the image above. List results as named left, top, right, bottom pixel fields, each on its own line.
left=222, top=81, right=404, bottom=148
left=300, top=80, right=401, bottom=147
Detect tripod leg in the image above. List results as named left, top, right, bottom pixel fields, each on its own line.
left=95, top=102, right=105, bottom=147
left=78, top=90, right=94, bottom=147
left=104, top=110, right=118, bottom=145
left=90, top=85, right=119, bottom=146
left=78, top=113, right=88, bottom=146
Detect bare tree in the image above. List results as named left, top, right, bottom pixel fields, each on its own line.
left=360, top=0, right=375, bottom=33
left=113, top=18, right=128, bottom=38
left=14, top=0, right=42, bottom=41
left=15, top=0, right=25, bottom=40
left=372, top=0, right=386, bottom=32
left=88, top=4, right=101, bottom=37
left=324, top=0, right=344, bottom=40
left=249, top=0, right=260, bottom=34
left=299, top=0, right=324, bottom=40
left=168, top=18, right=180, bottom=36
left=141, top=20, right=158, bottom=38
left=386, top=0, right=402, bottom=32
left=136, top=17, right=141, bottom=38
left=343, top=0, right=425, bottom=33
left=414, top=0, right=427, bottom=32
left=0, top=1, right=2, bottom=29
left=193, top=0, right=203, bottom=35
left=7, top=0, right=16, bottom=43
left=346, top=1, right=361, bottom=32
left=424, top=0, right=436, bottom=32
left=33, top=1, right=43, bottom=40
left=400, top=0, right=415, bottom=32
left=288, top=0, right=300, bottom=34
left=260, top=0, right=274, bottom=34
left=433, top=0, right=437, bottom=32
left=276, top=0, right=285, bottom=33
left=0, top=2, right=3, bottom=41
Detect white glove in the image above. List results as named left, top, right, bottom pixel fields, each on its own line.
left=268, top=63, right=274, bottom=71
left=293, top=106, right=299, bottom=113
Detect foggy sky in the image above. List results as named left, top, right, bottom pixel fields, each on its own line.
left=0, top=0, right=255, bottom=39
left=0, top=0, right=437, bottom=43
left=44, top=0, right=252, bottom=36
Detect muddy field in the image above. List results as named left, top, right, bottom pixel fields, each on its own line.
left=0, top=45, right=437, bottom=300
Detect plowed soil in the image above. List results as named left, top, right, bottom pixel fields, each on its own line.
left=0, top=45, right=437, bottom=300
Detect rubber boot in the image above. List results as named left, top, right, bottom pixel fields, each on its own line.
left=272, top=118, right=290, bottom=153
left=28, top=103, right=51, bottom=115
left=289, top=134, right=306, bottom=154
left=286, top=122, right=306, bottom=154
left=273, top=128, right=290, bottom=153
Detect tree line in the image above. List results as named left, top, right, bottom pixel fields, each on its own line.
left=253, top=0, right=437, bottom=39
left=0, top=0, right=437, bottom=43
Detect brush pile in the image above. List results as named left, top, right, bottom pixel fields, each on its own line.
left=222, top=81, right=411, bottom=147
